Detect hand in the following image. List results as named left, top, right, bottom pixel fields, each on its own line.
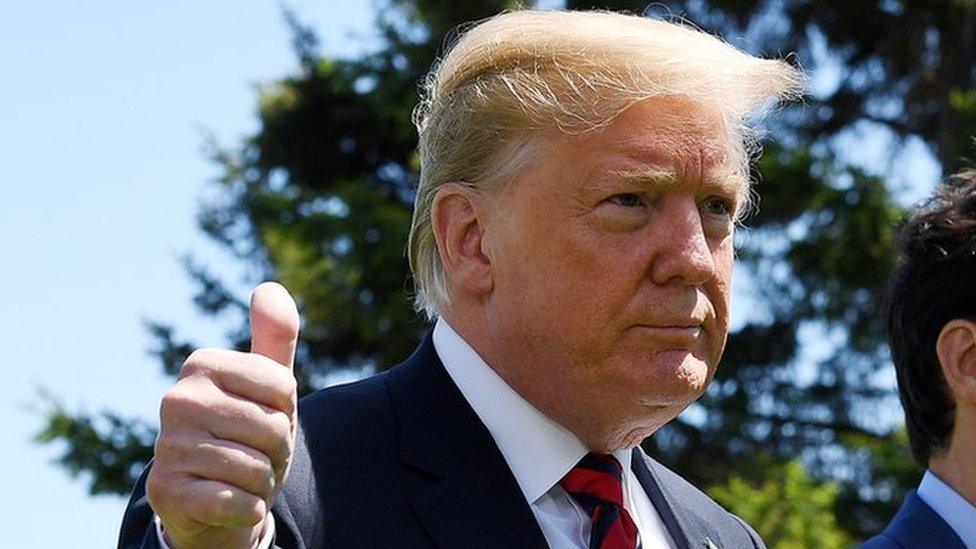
left=146, top=282, right=300, bottom=549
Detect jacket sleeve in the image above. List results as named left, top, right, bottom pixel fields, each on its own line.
left=116, top=460, right=162, bottom=549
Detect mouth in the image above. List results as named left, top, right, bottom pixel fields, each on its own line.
left=631, top=324, right=704, bottom=346
left=635, top=324, right=701, bottom=334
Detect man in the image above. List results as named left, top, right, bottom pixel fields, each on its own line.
left=860, top=172, right=976, bottom=549
left=119, top=10, right=801, bottom=549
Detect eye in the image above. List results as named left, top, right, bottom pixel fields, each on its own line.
left=702, top=197, right=734, bottom=217
left=608, top=193, right=645, bottom=208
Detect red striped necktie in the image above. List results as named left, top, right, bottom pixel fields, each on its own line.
left=560, top=452, right=640, bottom=549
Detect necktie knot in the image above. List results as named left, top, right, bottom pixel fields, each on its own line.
left=560, top=453, right=639, bottom=549
left=560, top=452, right=625, bottom=510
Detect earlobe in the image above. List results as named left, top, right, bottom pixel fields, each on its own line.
left=936, top=319, right=976, bottom=405
left=430, top=183, right=494, bottom=300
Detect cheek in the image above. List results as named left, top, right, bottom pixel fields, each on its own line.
left=498, top=220, right=628, bottom=352
left=706, top=241, right=734, bottom=358
left=713, top=242, right=734, bottom=313
left=491, top=210, right=585, bottom=316
left=548, top=224, right=645, bottom=322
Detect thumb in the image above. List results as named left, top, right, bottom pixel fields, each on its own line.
left=249, top=281, right=300, bottom=370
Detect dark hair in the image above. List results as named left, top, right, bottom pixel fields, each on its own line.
left=886, top=170, right=976, bottom=467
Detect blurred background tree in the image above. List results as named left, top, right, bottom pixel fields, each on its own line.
left=36, top=0, right=976, bottom=544
left=709, top=460, right=852, bottom=549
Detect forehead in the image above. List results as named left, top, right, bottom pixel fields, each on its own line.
left=554, top=95, right=744, bottom=190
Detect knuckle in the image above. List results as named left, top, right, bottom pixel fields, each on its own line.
left=155, top=432, right=193, bottom=464
left=270, top=411, right=293, bottom=449
left=238, top=461, right=272, bottom=497
left=274, top=435, right=294, bottom=473
left=267, top=371, right=298, bottom=414
left=210, top=443, right=275, bottom=498
left=145, top=470, right=174, bottom=513
left=245, top=445, right=275, bottom=476
left=280, top=374, right=298, bottom=401
left=159, top=388, right=190, bottom=424
left=263, top=472, right=277, bottom=497
left=181, top=348, right=220, bottom=378
left=249, top=460, right=276, bottom=498
left=160, top=383, right=206, bottom=425
left=270, top=412, right=292, bottom=463
left=207, top=488, right=264, bottom=527
left=246, top=497, right=267, bottom=527
left=181, top=348, right=206, bottom=373
left=153, top=433, right=177, bottom=461
left=260, top=420, right=292, bottom=473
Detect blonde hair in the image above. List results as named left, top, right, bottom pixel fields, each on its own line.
left=408, top=9, right=803, bottom=320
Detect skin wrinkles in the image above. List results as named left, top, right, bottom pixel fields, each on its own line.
left=437, top=95, right=742, bottom=452
left=603, top=166, right=745, bottom=214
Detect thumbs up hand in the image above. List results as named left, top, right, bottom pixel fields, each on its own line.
left=146, top=282, right=300, bottom=549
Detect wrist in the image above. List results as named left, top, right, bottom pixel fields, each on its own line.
left=158, top=516, right=267, bottom=549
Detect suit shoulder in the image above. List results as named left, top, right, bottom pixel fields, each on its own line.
left=294, top=369, right=399, bottom=460
left=642, top=455, right=764, bottom=547
left=298, top=372, right=389, bottom=424
left=859, top=491, right=967, bottom=549
left=646, top=457, right=739, bottom=519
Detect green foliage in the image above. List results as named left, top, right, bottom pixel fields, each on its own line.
left=709, top=460, right=852, bottom=548
left=652, top=0, right=976, bottom=172
left=33, top=392, right=155, bottom=496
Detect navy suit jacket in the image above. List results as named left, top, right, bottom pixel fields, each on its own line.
left=119, top=331, right=765, bottom=548
left=859, top=490, right=966, bottom=549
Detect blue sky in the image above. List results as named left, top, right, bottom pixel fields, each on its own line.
left=0, top=2, right=378, bottom=545
left=0, top=2, right=943, bottom=547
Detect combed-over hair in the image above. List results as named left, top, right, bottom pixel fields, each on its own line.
left=408, top=9, right=803, bottom=319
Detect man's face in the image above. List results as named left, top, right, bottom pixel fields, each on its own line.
left=482, top=96, right=739, bottom=449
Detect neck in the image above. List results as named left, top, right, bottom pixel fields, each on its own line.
left=929, top=411, right=976, bottom=507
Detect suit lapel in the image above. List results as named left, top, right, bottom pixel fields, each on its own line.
left=387, top=332, right=549, bottom=549
left=631, top=447, right=722, bottom=549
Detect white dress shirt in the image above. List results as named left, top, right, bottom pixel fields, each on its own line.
left=917, top=469, right=976, bottom=548
left=157, top=317, right=676, bottom=549
left=434, top=318, right=676, bottom=549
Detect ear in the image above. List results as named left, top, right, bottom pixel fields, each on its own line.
left=936, top=319, right=976, bottom=405
left=430, top=183, right=494, bottom=300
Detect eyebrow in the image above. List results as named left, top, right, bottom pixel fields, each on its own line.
left=605, top=166, right=747, bottom=198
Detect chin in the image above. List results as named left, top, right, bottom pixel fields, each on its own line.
left=624, top=350, right=711, bottom=407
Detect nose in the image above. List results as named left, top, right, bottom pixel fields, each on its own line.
left=648, top=197, right=716, bottom=287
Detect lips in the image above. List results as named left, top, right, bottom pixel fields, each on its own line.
left=634, top=323, right=702, bottom=338
left=638, top=324, right=701, bottom=331
left=634, top=324, right=702, bottom=334
left=631, top=324, right=703, bottom=345
left=633, top=317, right=706, bottom=330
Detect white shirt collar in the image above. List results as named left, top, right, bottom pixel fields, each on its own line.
left=917, top=469, right=976, bottom=547
left=433, top=318, right=634, bottom=503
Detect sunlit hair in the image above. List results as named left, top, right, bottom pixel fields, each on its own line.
left=408, top=9, right=803, bottom=320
